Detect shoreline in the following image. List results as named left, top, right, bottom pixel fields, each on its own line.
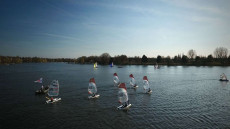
left=1, top=62, right=230, bottom=66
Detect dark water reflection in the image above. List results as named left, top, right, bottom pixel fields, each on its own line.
left=0, top=63, right=230, bottom=129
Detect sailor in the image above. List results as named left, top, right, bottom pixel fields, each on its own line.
left=92, top=93, right=95, bottom=97
left=51, top=97, right=53, bottom=102
left=122, top=103, right=125, bottom=108
left=123, top=102, right=128, bottom=107
left=148, top=88, right=151, bottom=92
left=41, top=85, right=44, bottom=90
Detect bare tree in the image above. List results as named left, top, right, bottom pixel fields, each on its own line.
left=187, top=49, right=196, bottom=59
left=214, top=47, right=228, bottom=58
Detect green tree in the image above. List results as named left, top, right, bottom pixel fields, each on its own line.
left=156, top=55, right=162, bottom=63
left=99, top=53, right=111, bottom=65
left=195, top=56, right=201, bottom=62
left=207, top=54, right=213, bottom=62
left=114, top=55, right=128, bottom=65
left=141, top=55, right=148, bottom=63
left=77, top=56, right=86, bottom=64
left=182, top=55, right=188, bottom=64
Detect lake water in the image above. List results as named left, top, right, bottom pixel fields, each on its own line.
left=0, top=63, right=230, bottom=129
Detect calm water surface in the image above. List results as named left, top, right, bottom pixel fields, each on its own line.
left=0, top=63, right=230, bottom=129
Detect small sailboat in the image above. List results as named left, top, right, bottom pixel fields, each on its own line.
left=88, top=78, right=100, bottom=99
left=35, top=85, right=49, bottom=95
left=143, top=76, right=152, bottom=94
left=46, top=80, right=61, bottom=104
left=34, top=78, right=43, bottom=83
left=129, top=74, right=138, bottom=88
left=113, top=73, right=120, bottom=86
left=94, top=62, right=98, bottom=69
left=34, top=77, right=49, bottom=95
left=154, top=63, right=159, bottom=69
left=219, top=73, right=229, bottom=81
left=117, top=83, right=132, bottom=110
left=110, top=62, right=114, bottom=67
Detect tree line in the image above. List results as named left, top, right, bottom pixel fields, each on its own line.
left=1, top=47, right=230, bottom=66
left=76, top=47, right=230, bottom=66
left=0, top=56, right=77, bottom=64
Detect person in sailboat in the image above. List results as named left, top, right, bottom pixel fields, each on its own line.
left=148, top=88, right=151, bottom=92
left=41, top=85, right=44, bottom=90
left=122, top=102, right=127, bottom=108
left=50, top=97, right=53, bottom=102
left=122, top=100, right=130, bottom=108
left=92, top=93, right=96, bottom=97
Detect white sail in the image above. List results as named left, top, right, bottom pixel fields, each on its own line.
left=143, top=76, right=150, bottom=91
left=220, top=73, right=228, bottom=81
left=129, top=74, right=136, bottom=87
left=155, top=62, right=159, bottom=69
left=48, top=80, right=59, bottom=96
left=118, top=83, right=128, bottom=103
left=113, top=73, right=120, bottom=86
left=88, top=78, right=97, bottom=94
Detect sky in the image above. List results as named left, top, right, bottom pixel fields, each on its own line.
left=0, top=0, right=230, bottom=58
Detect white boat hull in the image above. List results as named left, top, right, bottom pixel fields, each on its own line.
left=88, top=94, right=100, bottom=99
left=133, top=85, right=138, bottom=89
left=46, top=98, right=61, bottom=104
left=117, top=104, right=132, bottom=110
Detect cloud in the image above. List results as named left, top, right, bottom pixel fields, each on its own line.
left=160, top=0, right=230, bottom=25
left=161, top=0, right=222, bottom=14
left=40, top=33, right=85, bottom=42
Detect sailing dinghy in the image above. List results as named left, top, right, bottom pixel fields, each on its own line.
left=94, top=62, right=98, bottom=69
left=129, top=74, right=138, bottom=88
left=143, top=76, right=152, bottom=94
left=88, top=78, right=100, bottom=99
left=113, top=73, right=120, bottom=86
left=110, top=62, right=114, bottom=67
left=34, top=78, right=43, bottom=83
left=117, top=83, right=132, bottom=110
left=154, top=63, right=159, bottom=69
left=219, top=73, right=229, bottom=81
left=46, top=80, right=61, bottom=104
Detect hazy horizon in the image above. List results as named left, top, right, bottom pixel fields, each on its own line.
left=1, top=0, right=230, bottom=58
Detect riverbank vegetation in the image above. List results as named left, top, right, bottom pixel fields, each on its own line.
left=1, top=47, right=230, bottom=66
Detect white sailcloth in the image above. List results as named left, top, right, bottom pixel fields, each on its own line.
left=113, top=73, right=120, bottom=86
left=88, top=78, right=97, bottom=95
left=220, top=73, right=227, bottom=80
left=118, top=83, right=128, bottom=104
left=48, top=80, right=59, bottom=96
left=129, top=74, right=136, bottom=87
left=143, top=76, right=150, bottom=91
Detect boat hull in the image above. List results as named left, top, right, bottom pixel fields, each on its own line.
left=219, top=79, right=229, bottom=81
left=46, top=98, right=61, bottom=104
left=133, top=85, right=138, bottom=89
left=88, top=94, right=100, bottom=99
left=35, top=86, right=49, bottom=95
left=117, top=104, right=132, bottom=110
